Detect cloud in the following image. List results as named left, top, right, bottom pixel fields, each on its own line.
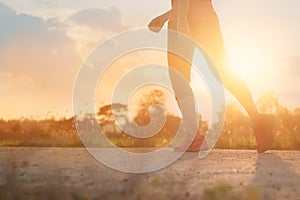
left=69, top=6, right=129, bottom=32
left=0, top=2, right=81, bottom=118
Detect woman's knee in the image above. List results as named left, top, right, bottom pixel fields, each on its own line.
left=219, top=68, right=242, bottom=90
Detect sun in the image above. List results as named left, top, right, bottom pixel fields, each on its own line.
left=226, top=38, right=270, bottom=81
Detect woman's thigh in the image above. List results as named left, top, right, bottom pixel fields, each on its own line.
left=167, top=20, right=196, bottom=82
left=190, top=20, right=228, bottom=69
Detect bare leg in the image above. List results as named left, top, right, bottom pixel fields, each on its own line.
left=190, top=20, right=259, bottom=125
left=190, top=19, right=274, bottom=152
left=219, top=68, right=259, bottom=124
left=168, top=21, right=206, bottom=151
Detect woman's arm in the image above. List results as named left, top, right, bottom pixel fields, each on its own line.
left=161, top=10, right=171, bottom=21
left=148, top=10, right=171, bottom=33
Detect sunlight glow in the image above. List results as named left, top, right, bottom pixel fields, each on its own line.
left=227, top=38, right=271, bottom=80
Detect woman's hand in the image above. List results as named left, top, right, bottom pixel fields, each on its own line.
left=148, top=11, right=170, bottom=33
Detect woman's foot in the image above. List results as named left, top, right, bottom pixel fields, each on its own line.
left=253, top=114, right=276, bottom=153
left=174, top=134, right=208, bottom=152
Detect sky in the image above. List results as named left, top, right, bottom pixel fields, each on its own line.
left=0, top=0, right=299, bottom=120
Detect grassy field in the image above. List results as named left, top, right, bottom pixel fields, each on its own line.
left=0, top=112, right=299, bottom=150
left=0, top=92, right=299, bottom=150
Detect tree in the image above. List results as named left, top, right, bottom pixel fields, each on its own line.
left=134, top=89, right=166, bottom=126
left=97, top=103, right=128, bottom=136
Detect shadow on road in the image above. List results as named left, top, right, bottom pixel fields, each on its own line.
left=249, top=153, right=300, bottom=199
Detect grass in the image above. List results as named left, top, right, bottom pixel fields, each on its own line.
left=204, top=182, right=234, bottom=200
left=203, top=182, right=262, bottom=200
left=0, top=92, right=300, bottom=150
left=0, top=113, right=299, bottom=150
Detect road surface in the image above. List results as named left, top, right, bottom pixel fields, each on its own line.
left=0, top=148, right=299, bottom=200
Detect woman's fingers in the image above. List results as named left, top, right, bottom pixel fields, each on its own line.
left=148, top=17, right=165, bottom=33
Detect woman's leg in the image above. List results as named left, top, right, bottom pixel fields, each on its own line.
left=216, top=65, right=260, bottom=124
left=190, top=20, right=259, bottom=124
left=190, top=19, right=274, bottom=152
left=168, top=20, right=205, bottom=151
